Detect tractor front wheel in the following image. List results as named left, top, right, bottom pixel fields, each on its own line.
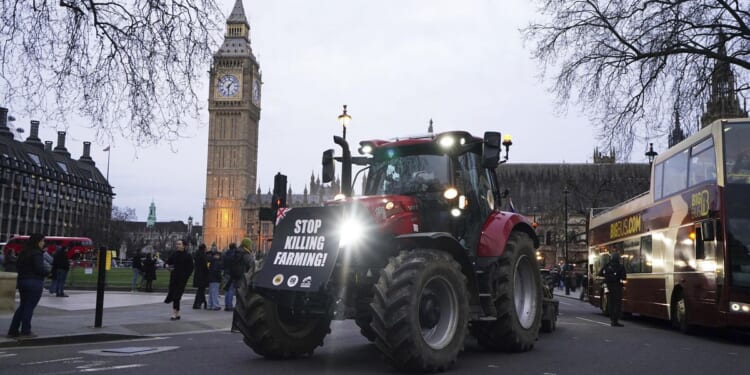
left=234, top=275, right=331, bottom=358
left=370, top=249, right=469, bottom=372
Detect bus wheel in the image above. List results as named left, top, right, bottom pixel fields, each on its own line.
left=671, top=292, right=692, bottom=334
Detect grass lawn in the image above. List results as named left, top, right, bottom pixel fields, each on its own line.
left=61, top=265, right=193, bottom=291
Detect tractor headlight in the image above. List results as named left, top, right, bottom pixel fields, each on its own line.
left=443, top=187, right=458, bottom=199
left=339, top=219, right=366, bottom=249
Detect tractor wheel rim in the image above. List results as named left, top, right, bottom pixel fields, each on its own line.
left=419, top=275, right=458, bottom=350
left=513, top=255, right=538, bottom=329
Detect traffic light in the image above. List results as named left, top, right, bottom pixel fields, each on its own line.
left=272, top=172, right=287, bottom=211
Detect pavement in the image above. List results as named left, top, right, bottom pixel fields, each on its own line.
left=0, top=289, right=235, bottom=348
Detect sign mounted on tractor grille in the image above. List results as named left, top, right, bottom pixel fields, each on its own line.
left=256, top=206, right=343, bottom=291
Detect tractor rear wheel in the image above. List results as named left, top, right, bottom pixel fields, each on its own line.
left=370, top=249, right=469, bottom=372
left=234, top=273, right=331, bottom=358
left=471, top=231, right=542, bottom=352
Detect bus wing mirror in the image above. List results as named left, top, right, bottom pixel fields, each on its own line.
left=701, top=221, right=715, bottom=242
left=322, top=149, right=335, bottom=183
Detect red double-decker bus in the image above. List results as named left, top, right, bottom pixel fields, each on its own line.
left=587, top=118, right=750, bottom=332
left=4, top=235, right=95, bottom=260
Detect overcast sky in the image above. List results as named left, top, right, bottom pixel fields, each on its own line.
left=6, top=0, right=653, bottom=223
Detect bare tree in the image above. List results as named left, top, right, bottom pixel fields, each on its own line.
left=112, top=205, right=137, bottom=221
left=523, top=0, right=750, bottom=158
left=0, top=1, right=224, bottom=145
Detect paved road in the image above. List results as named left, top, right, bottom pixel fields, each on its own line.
left=1, top=288, right=748, bottom=374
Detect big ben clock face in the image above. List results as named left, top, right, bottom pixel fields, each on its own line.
left=217, top=74, right=240, bottom=97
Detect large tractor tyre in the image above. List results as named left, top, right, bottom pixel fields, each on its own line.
left=471, top=231, right=542, bottom=352
left=234, top=275, right=331, bottom=359
left=370, top=249, right=469, bottom=372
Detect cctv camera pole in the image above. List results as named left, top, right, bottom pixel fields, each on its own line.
left=94, top=246, right=107, bottom=328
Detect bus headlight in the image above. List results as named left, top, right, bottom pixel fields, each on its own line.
left=730, top=302, right=750, bottom=313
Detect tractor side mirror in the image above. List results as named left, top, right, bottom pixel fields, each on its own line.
left=322, top=149, right=335, bottom=183
left=482, top=132, right=501, bottom=168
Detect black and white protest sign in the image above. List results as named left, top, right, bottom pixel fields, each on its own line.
left=255, top=206, right=343, bottom=291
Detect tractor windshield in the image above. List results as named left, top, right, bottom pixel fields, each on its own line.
left=365, top=153, right=450, bottom=196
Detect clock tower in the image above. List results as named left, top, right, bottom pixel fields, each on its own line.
left=203, top=0, right=262, bottom=249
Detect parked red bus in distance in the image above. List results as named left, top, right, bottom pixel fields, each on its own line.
left=587, top=118, right=750, bottom=333
left=4, top=236, right=95, bottom=260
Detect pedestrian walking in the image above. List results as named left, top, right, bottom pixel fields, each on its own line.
left=224, top=239, right=254, bottom=312
left=131, top=251, right=143, bottom=292
left=222, top=243, right=237, bottom=311
left=6, top=233, right=47, bottom=339
left=52, top=245, right=70, bottom=297
left=164, top=240, right=194, bottom=320
left=598, top=252, right=627, bottom=327
left=207, top=247, right=223, bottom=310
left=142, top=253, right=157, bottom=292
left=192, top=243, right=209, bottom=309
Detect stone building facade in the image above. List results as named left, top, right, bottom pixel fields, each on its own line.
left=0, top=107, right=112, bottom=244
left=496, top=162, right=651, bottom=268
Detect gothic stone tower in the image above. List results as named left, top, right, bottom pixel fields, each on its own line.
left=700, top=33, right=748, bottom=128
left=203, top=0, right=262, bottom=249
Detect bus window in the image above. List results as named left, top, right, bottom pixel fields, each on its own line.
left=640, top=235, right=653, bottom=273
left=688, top=138, right=716, bottom=187
left=663, top=149, right=689, bottom=197
left=654, top=163, right=664, bottom=200
left=623, top=239, right=641, bottom=273
left=724, top=124, right=750, bottom=184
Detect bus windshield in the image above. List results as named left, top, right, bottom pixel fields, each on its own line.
left=365, top=153, right=450, bottom=196
left=724, top=123, right=750, bottom=287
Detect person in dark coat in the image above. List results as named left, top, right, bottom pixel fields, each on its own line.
left=598, top=252, right=627, bottom=327
left=141, top=253, right=157, bottom=292
left=192, top=243, right=209, bottom=309
left=164, top=240, right=193, bottom=320
left=207, top=247, right=223, bottom=310
left=52, top=246, right=70, bottom=297
left=7, top=233, right=46, bottom=338
left=131, top=251, right=144, bottom=292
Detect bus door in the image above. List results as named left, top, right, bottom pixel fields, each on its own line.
left=695, top=220, right=721, bottom=305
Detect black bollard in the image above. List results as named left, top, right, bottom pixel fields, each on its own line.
left=94, top=246, right=107, bottom=327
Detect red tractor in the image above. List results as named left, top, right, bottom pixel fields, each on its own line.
left=235, top=131, right=556, bottom=371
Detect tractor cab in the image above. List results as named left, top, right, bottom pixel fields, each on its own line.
left=322, top=131, right=510, bottom=254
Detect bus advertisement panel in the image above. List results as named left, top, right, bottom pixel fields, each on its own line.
left=587, top=118, right=750, bottom=332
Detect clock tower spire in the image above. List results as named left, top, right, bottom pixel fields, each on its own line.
left=203, top=0, right=262, bottom=249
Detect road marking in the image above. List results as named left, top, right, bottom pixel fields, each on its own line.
left=0, top=353, right=17, bottom=359
left=22, top=356, right=84, bottom=365
left=79, top=364, right=145, bottom=372
left=576, top=317, right=610, bottom=326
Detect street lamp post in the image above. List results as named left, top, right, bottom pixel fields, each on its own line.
left=103, top=146, right=111, bottom=181
left=337, top=104, right=352, bottom=140
left=645, top=143, right=658, bottom=165
left=563, top=188, right=569, bottom=264
left=187, top=216, right=193, bottom=249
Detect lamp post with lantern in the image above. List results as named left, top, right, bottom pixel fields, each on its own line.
left=337, top=104, right=352, bottom=141
left=645, top=143, right=658, bottom=164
